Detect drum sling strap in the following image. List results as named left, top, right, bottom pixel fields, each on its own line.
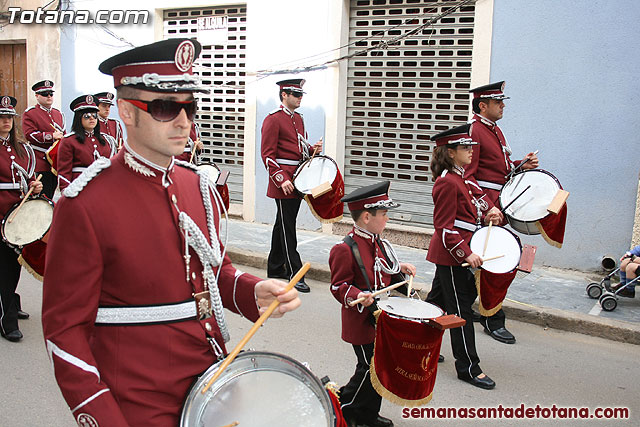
left=375, top=237, right=409, bottom=295
left=343, top=235, right=378, bottom=326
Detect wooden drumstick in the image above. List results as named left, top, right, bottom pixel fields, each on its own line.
left=219, top=423, right=239, bottom=427
left=7, top=174, right=42, bottom=223
left=189, top=139, right=199, bottom=164
left=348, top=279, right=409, bottom=306
left=50, top=123, right=63, bottom=140
left=407, top=274, right=413, bottom=297
left=482, top=222, right=492, bottom=258
left=201, top=262, right=311, bottom=394
left=461, top=254, right=504, bottom=267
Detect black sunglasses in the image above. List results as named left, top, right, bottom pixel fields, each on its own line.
left=40, top=91, right=54, bottom=97
left=122, top=98, right=197, bottom=122
left=286, top=91, right=303, bottom=98
left=82, top=112, right=98, bottom=119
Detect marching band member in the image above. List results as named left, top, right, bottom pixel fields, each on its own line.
left=0, top=96, right=42, bottom=342
left=21, top=80, right=65, bottom=199
left=42, top=38, right=300, bottom=426
left=94, top=91, right=125, bottom=150
left=260, top=78, right=322, bottom=293
left=425, top=124, right=502, bottom=390
left=329, top=181, right=415, bottom=427
left=56, top=95, right=116, bottom=191
left=467, top=81, right=539, bottom=344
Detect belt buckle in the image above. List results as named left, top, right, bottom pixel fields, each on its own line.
left=193, top=291, right=212, bottom=320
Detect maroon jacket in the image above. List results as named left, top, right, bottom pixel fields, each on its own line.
left=427, top=168, right=493, bottom=266
left=329, top=226, right=393, bottom=345
left=21, top=104, right=65, bottom=172
left=0, top=141, right=37, bottom=217
left=466, top=113, right=522, bottom=204
left=56, top=132, right=115, bottom=190
left=42, top=148, right=261, bottom=426
left=98, top=117, right=124, bottom=150
left=260, top=105, right=310, bottom=199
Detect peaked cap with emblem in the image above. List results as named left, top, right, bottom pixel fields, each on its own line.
left=469, top=81, right=510, bottom=100
left=70, top=94, right=99, bottom=113
left=99, top=38, right=209, bottom=93
left=341, top=181, right=400, bottom=211
left=94, top=91, right=116, bottom=105
left=32, top=80, right=55, bottom=94
left=277, top=78, right=306, bottom=95
left=0, top=96, right=18, bottom=116
left=431, top=123, right=476, bottom=147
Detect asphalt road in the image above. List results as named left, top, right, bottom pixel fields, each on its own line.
left=1, top=265, right=638, bottom=426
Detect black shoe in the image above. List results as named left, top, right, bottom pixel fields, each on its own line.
left=484, top=327, right=516, bottom=344
left=458, top=373, right=495, bottom=390
left=612, top=284, right=636, bottom=298
left=267, top=272, right=291, bottom=280
left=294, top=281, right=310, bottom=293
left=17, top=310, right=30, bottom=320
left=471, top=310, right=483, bottom=323
left=369, top=415, right=393, bottom=427
left=1, top=329, right=23, bottom=342
left=438, top=354, right=444, bottom=363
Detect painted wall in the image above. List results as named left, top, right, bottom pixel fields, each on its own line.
left=489, top=0, right=640, bottom=270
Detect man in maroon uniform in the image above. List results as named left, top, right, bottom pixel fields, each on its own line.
left=94, top=91, right=124, bottom=150
left=260, top=79, right=322, bottom=293
left=21, top=80, right=65, bottom=198
left=42, top=38, right=300, bottom=427
left=330, top=181, right=415, bottom=427
left=466, top=81, right=538, bottom=344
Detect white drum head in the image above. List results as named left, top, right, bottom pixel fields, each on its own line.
left=500, top=170, right=561, bottom=222
left=197, top=163, right=221, bottom=185
left=181, top=352, right=333, bottom=427
left=2, top=198, right=53, bottom=247
left=293, top=156, right=338, bottom=194
left=377, top=297, right=443, bottom=321
left=469, top=226, right=521, bottom=274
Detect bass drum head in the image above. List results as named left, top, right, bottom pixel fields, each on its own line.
left=499, top=169, right=561, bottom=222
left=293, top=156, right=338, bottom=195
left=2, top=198, right=54, bottom=247
left=196, top=163, right=221, bottom=185
left=181, top=351, right=334, bottom=427
left=377, top=297, right=443, bottom=321
left=470, top=226, right=522, bottom=274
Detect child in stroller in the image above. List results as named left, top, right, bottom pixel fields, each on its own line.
left=614, top=245, right=640, bottom=298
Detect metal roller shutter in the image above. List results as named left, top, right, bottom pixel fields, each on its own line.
left=346, top=0, right=475, bottom=225
left=163, top=5, right=247, bottom=204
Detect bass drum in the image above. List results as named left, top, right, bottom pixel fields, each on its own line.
left=181, top=351, right=337, bottom=427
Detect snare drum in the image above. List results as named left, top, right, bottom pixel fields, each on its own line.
left=293, top=155, right=344, bottom=223
left=469, top=226, right=522, bottom=274
left=196, top=162, right=230, bottom=211
left=181, top=351, right=337, bottom=427
left=1, top=197, right=54, bottom=248
left=499, top=169, right=562, bottom=235
left=293, top=155, right=338, bottom=195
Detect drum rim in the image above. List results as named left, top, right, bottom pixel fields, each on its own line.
left=470, top=225, right=522, bottom=273
left=377, top=296, right=444, bottom=320
left=1, top=196, right=54, bottom=248
left=499, top=168, right=562, bottom=223
left=180, top=350, right=334, bottom=427
left=292, top=155, right=338, bottom=194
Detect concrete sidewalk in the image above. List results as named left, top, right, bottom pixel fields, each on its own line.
left=222, top=218, right=640, bottom=345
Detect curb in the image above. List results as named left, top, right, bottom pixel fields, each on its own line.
left=227, top=247, right=640, bottom=346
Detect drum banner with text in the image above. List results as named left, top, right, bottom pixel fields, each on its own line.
left=536, top=204, right=567, bottom=248
left=474, top=269, right=518, bottom=316
left=371, top=311, right=444, bottom=407
left=304, top=168, right=344, bottom=223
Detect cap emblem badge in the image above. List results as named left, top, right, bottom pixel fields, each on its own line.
left=1, top=97, right=10, bottom=108
left=86, top=95, right=94, bottom=104
left=175, top=40, right=195, bottom=72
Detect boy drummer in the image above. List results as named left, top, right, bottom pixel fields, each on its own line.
left=329, top=181, right=416, bottom=427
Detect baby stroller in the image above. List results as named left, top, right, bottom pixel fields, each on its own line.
left=586, top=268, right=639, bottom=311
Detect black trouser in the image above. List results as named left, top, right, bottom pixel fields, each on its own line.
left=426, top=265, right=482, bottom=379
left=481, top=308, right=506, bottom=332
left=0, top=240, right=21, bottom=335
left=340, top=343, right=382, bottom=424
left=267, top=198, right=303, bottom=280
left=38, top=170, right=57, bottom=200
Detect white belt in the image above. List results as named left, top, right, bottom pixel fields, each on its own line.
left=0, top=183, right=20, bottom=190
left=95, top=300, right=197, bottom=325
left=454, top=219, right=477, bottom=232
left=477, top=180, right=504, bottom=191
left=72, top=167, right=87, bottom=173
left=31, top=146, right=48, bottom=153
left=275, top=158, right=299, bottom=166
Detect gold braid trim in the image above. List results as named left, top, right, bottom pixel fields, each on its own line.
left=303, top=194, right=343, bottom=224
left=18, top=255, right=43, bottom=282
left=535, top=221, right=562, bottom=248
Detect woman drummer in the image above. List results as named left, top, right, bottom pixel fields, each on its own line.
left=0, top=95, right=43, bottom=342
left=57, top=95, right=115, bottom=191
left=425, top=124, right=502, bottom=390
